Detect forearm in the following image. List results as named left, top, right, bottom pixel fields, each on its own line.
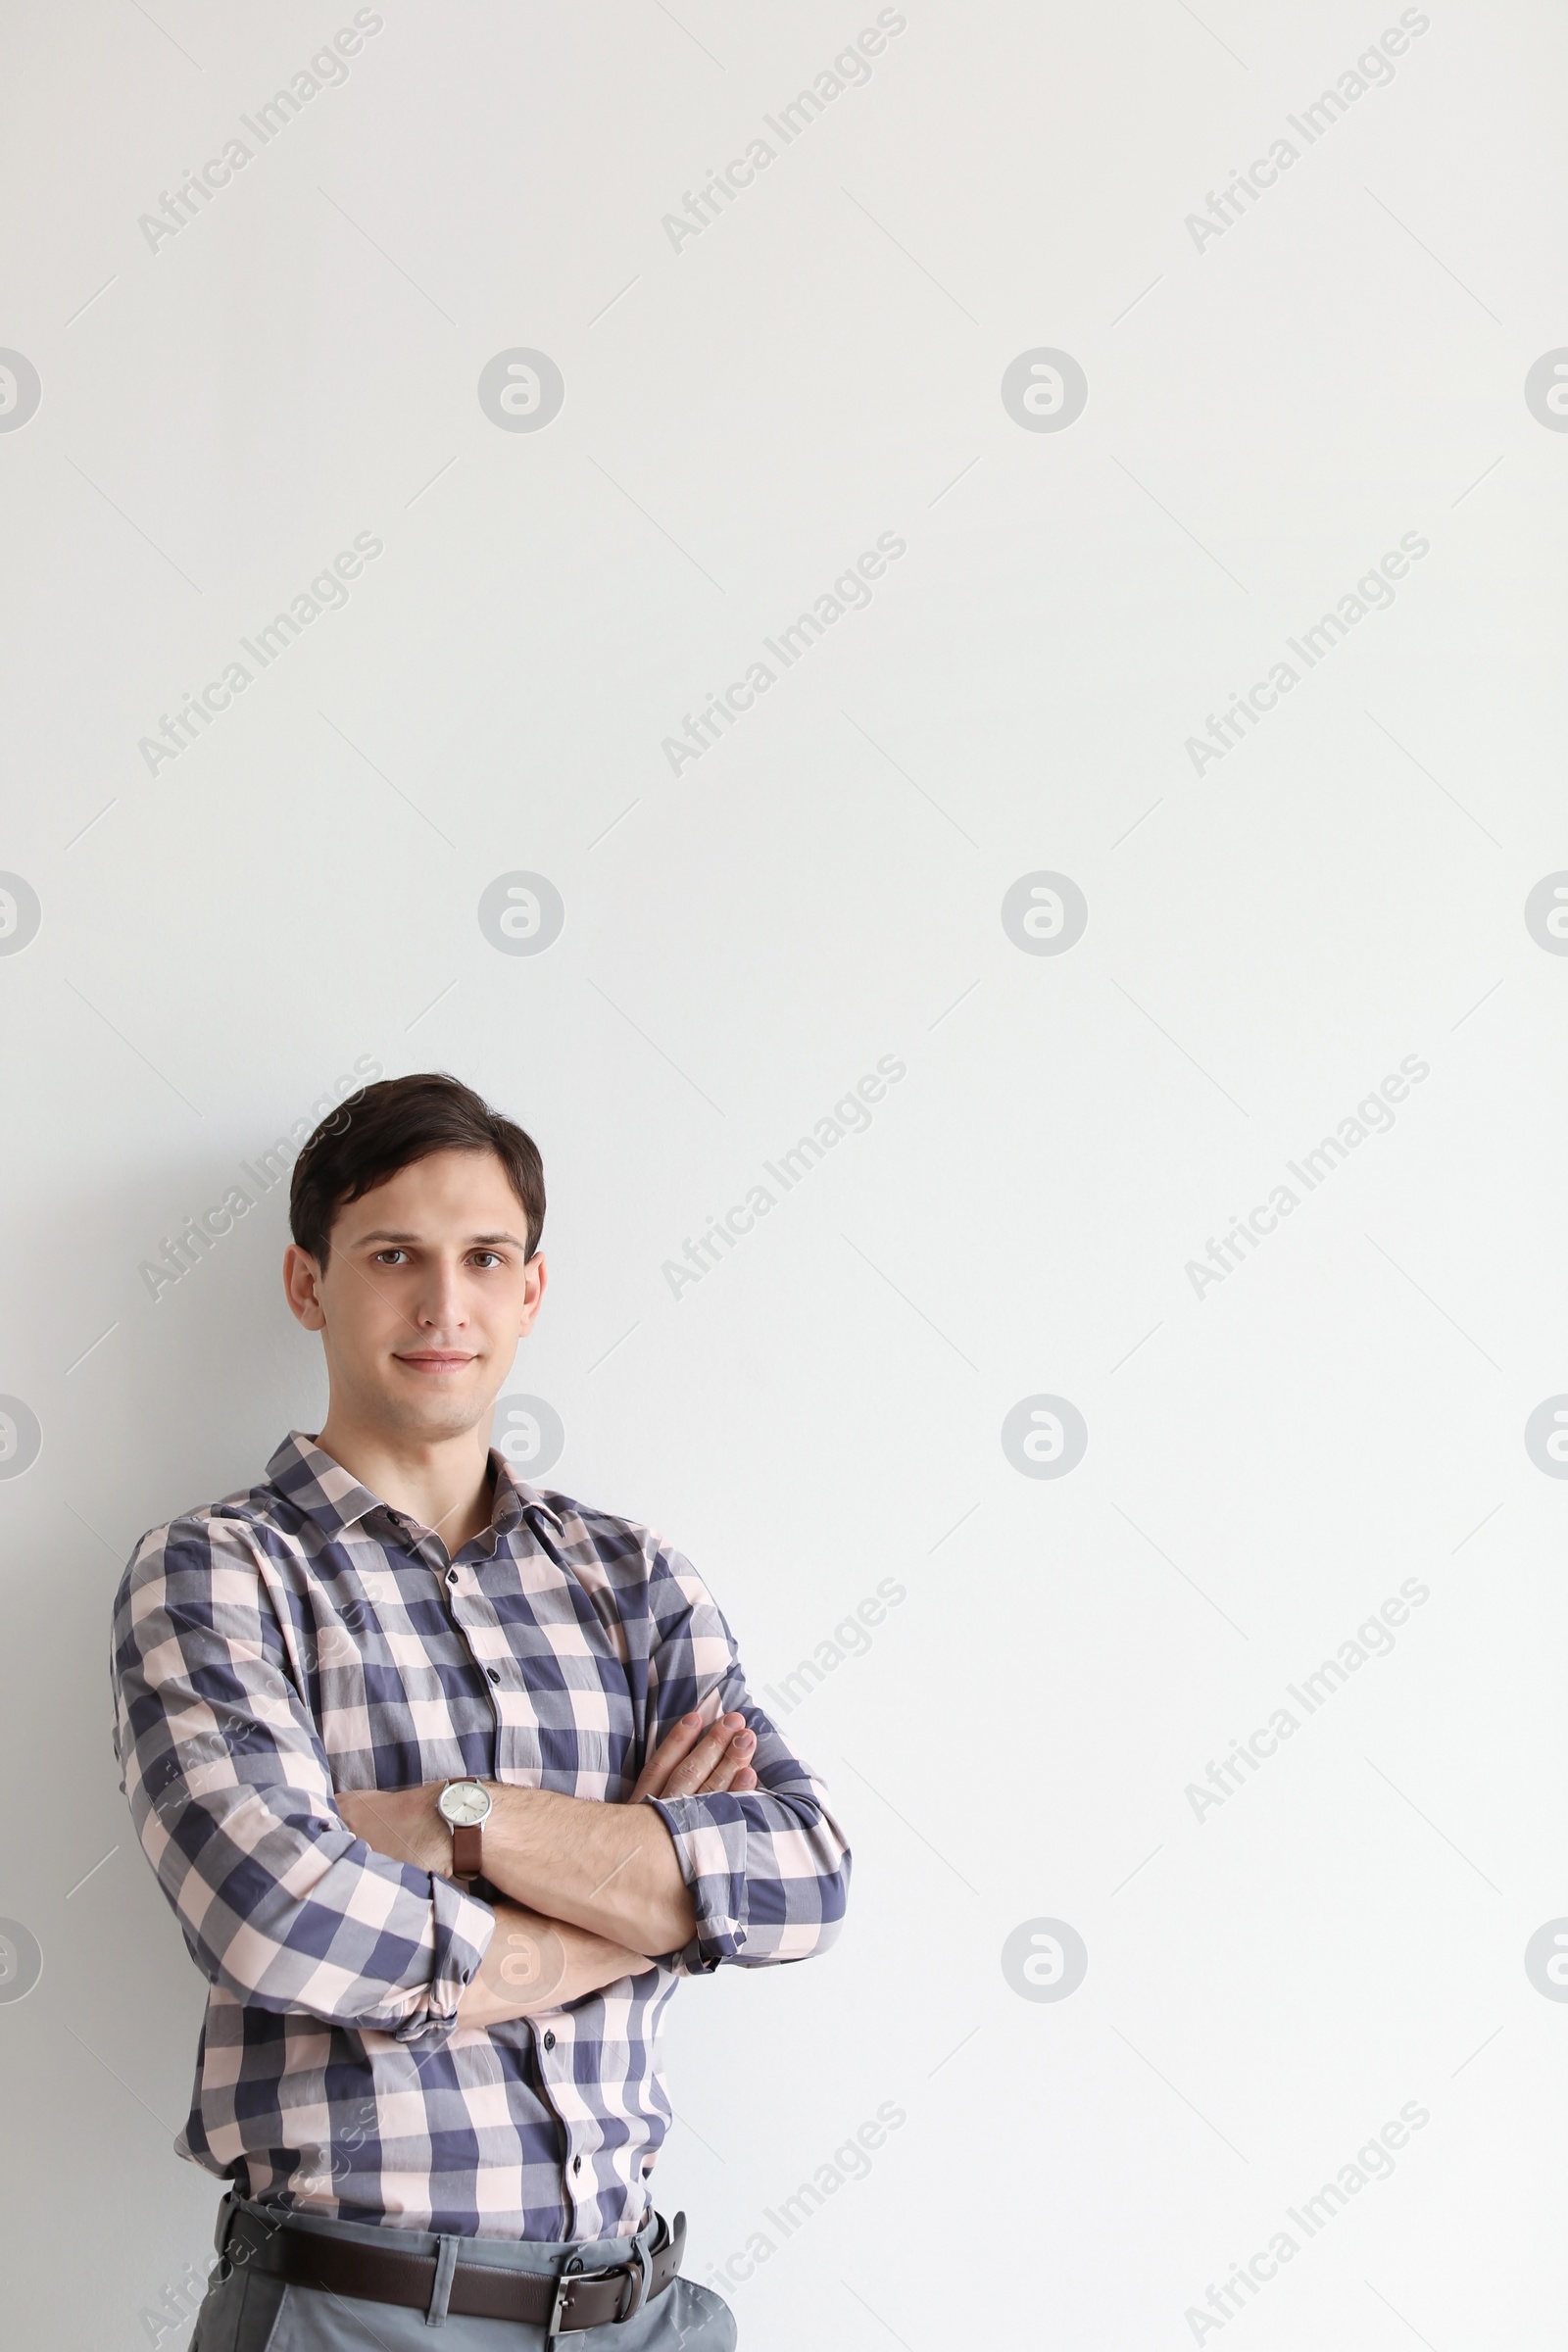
left=481, top=1788, right=696, bottom=1955
left=456, top=1897, right=650, bottom=2026
left=334, top=1705, right=760, bottom=1960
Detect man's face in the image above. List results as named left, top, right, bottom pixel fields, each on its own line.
left=283, top=1149, right=546, bottom=1446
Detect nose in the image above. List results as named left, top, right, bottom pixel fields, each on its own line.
left=413, top=1255, right=470, bottom=1334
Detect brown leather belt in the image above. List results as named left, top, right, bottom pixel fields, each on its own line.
left=220, top=2198, right=686, bottom=2335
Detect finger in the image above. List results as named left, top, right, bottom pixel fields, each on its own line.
left=629, top=1710, right=710, bottom=1802
left=635, top=1708, right=748, bottom=1801
left=629, top=1712, right=705, bottom=1800
left=664, top=1718, right=750, bottom=1798
left=698, top=1760, right=759, bottom=1796
left=677, top=1726, right=756, bottom=1799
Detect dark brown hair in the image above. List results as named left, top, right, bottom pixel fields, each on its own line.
left=288, top=1073, right=546, bottom=1264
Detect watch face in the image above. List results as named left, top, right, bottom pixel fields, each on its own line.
left=440, top=1782, right=491, bottom=1827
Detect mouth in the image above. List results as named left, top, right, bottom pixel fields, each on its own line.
left=393, top=1350, right=478, bottom=1373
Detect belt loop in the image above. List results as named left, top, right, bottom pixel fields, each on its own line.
left=213, top=2190, right=240, bottom=2272
left=620, top=2228, right=654, bottom=2323
left=424, top=2235, right=461, bottom=2328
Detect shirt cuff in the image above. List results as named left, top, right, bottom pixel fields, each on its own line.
left=392, top=1871, right=495, bottom=2044
left=644, top=1794, right=750, bottom=1972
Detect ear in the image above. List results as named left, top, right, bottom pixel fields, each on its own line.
left=517, top=1252, right=548, bottom=1336
left=283, top=1243, right=327, bottom=1332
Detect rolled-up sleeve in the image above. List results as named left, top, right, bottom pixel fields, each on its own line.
left=113, top=1519, right=494, bottom=2045
left=638, top=1544, right=851, bottom=1974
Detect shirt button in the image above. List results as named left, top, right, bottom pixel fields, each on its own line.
left=447, top=1569, right=459, bottom=1587
left=487, top=1667, right=501, bottom=1684
left=542, top=2030, right=556, bottom=2051
left=572, top=2155, right=582, bottom=2174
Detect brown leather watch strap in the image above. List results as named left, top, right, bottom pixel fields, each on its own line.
left=451, top=1821, right=483, bottom=1883
left=224, top=2205, right=685, bottom=2329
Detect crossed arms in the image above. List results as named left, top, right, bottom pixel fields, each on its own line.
left=114, top=1519, right=850, bottom=2048
left=336, top=1706, right=760, bottom=2023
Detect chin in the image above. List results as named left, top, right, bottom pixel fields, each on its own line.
left=385, top=1392, right=488, bottom=1443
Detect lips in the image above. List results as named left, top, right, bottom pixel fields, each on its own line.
left=394, top=1351, right=477, bottom=1370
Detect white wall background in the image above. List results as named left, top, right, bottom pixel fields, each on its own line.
left=1, top=1, right=1566, bottom=2344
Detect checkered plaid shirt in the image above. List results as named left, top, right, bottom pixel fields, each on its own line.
left=111, top=1433, right=850, bottom=2240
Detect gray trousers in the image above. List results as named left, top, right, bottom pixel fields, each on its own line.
left=189, top=2196, right=737, bottom=2351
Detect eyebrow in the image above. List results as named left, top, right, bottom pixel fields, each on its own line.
left=356, top=1228, right=528, bottom=1248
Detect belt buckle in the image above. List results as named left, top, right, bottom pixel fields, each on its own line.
left=543, top=2253, right=596, bottom=2341
left=543, top=2251, right=644, bottom=2337
left=543, top=2260, right=577, bottom=2342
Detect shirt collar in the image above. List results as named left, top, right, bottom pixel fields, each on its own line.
left=265, top=1431, right=564, bottom=1542
left=489, top=1449, right=565, bottom=1535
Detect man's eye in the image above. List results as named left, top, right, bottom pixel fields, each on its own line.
left=373, top=1250, right=408, bottom=1266
left=470, top=1251, right=501, bottom=1269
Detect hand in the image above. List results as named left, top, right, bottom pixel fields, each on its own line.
left=458, top=1901, right=650, bottom=2027
left=629, top=1705, right=758, bottom=1803
left=336, top=1784, right=450, bottom=1873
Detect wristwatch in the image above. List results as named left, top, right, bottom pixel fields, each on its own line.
left=437, top=1779, right=493, bottom=1886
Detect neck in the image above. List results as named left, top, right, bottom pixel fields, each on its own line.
left=312, top=1412, right=496, bottom=1552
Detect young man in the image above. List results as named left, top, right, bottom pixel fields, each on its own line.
left=112, top=1073, right=850, bottom=2349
